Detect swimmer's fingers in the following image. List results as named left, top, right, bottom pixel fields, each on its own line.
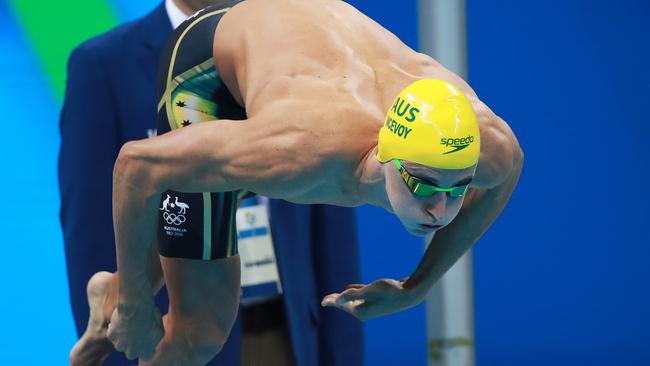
left=321, top=293, right=343, bottom=307
left=320, top=283, right=379, bottom=321
left=321, top=291, right=372, bottom=321
left=321, top=292, right=363, bottom=316
left=321, top=283, right=374, bottom=305
left=107, top=304, right=164, bottom=361
left=341, top=279, right=400, bottom=302
left=322, top=279, right=418, bottom=321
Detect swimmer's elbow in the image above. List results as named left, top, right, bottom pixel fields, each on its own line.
left=113, top=141, right=163, bottom=197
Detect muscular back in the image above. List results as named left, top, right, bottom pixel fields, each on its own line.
left=210, top=0, right=511, bottom=204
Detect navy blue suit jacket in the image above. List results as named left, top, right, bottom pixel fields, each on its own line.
left=59, top=3, right=362, bottom=365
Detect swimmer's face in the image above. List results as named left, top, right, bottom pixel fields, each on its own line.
left=384, top=160, right=476, bottom=236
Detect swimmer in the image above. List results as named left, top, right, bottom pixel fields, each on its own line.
left=74, top=0, right=523, bottom=364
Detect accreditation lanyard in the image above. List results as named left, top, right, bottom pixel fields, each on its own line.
left=236, top=196, right=283, bottom=306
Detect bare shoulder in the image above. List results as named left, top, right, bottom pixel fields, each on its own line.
left=415, top=62, right=524, bottom=190
left=215, top=0, right=379, bottom=114
left=212, top=1, right=255, bottom=105
left=213, top=0, right=313, bottom=92
left=213, top=0, right=286, bottom=105
left=471, top=100, right=524, bottom=189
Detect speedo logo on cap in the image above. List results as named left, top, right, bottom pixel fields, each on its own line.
left=441, top=135, right=475, bottom=154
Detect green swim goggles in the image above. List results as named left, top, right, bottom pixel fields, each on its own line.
left=394, top=159, right=469, bottom=197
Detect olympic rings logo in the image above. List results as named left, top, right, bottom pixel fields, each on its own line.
left=163, top=212, right=186, bottom=226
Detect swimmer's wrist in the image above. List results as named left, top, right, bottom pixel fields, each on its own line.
left=117, top=293, right=155, bottom=310
left=117, top=274, right=155, bottom=305
left=115, top=244, right=156, bottom=303
left=400, top=276, right=429, bottom=301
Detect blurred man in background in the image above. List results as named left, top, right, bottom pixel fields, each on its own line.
left=59, top=0, right=362, bottom=365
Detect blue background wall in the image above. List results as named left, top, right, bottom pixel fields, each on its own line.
left=0, top=0, right=648, bottom=365
left=467, top=1, right=650, bottom=365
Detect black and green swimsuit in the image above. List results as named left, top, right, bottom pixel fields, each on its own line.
left=156, top=2, right=243, bottom=260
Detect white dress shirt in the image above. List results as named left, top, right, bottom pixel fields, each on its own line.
left=165, top=0, right=189, bottom=29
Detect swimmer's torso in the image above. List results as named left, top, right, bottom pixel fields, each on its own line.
left=212, top=0, right=491, bottom=205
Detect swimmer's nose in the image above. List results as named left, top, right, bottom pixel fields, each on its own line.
left=425, top=193, right=447, bottom=221
left=425, top=210, right=440, bottom=225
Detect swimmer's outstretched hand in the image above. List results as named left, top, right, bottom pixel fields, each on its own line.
left=321, top=278, right=421, bottom=321
left=107, top=301, right=164, bottom=361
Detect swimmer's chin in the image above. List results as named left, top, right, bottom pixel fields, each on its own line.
left=405, top=226, right=433, bottom=237
left=405, top=223, right=446, bottom=237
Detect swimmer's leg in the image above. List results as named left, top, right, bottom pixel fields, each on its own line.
left=70, top=245, right=164, bottom=366
left=140, top=255, right=240, bottom=366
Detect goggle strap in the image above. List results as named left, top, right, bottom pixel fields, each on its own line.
left=394, top=160, right=467, bottom=197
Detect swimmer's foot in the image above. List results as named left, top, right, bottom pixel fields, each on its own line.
left=70, top=271, right=118, bottom=366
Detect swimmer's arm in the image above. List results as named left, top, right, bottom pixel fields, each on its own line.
left=322, top=117, right=523, bottom=320
left=109, top=121, right=259, bottom=357
left=112, top=117, right=298, bottom=303
left=112, top=122, right=233, bottom=306
left=402, top=117, right=524, bottom=299
left=324, top=161, right=523, bottom=320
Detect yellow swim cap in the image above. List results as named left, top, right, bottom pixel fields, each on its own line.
left=377, top=79, right=480, bottom=170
